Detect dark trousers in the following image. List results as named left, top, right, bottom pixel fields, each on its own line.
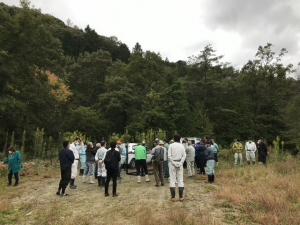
left=258, top=154, right=267, bottom=165
left=8, top=170, right=19, bottom=185
left=105, top=168, right=118, bottom=195
left=153, top=161, right=164, bottom=185
left=136, top=159, right=148, bottom=176
left=163, top=161, right=169, bottom=178
left=58, top=167, right=71, bottom=194
left=196, top=156, right=206, bottom=174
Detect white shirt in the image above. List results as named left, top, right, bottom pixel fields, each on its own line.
left=185, top=145, right=195, bottom=162
left=168, top=142, right=186, bottom=164
left=245, top=141, right=257, bottom=152
left=69, top=143, right=80, bottom=159
left=95, top=147, right=108, bottom=161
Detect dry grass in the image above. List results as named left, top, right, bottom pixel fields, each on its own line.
left=215, top=157, right=300, bottom=225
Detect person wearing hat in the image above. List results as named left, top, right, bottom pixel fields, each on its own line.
left=186, top=140, right=196, bottom=177
left=95, top=141, right=108, bottom=187
left=168, top=135, right=186, bottom=201
left=85, top=142, right=96, bottom=184
left=135, top=142, right=150, bottom=183
left=232, top=139, right=244, bottom=166
left=151, top=140, right=165, bottom=186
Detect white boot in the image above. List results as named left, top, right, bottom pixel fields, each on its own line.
left=145, top=175, right=150, bottom=182
left=137, top=176, right=141, bottom=183
left=89, top=176, right=95, bottom=184
left=82, top=175, right=86, bottom=183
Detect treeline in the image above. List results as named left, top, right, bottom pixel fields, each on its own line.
left=0, top=2, right=299, bottom=155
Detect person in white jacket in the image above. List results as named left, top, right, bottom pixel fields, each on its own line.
left=168, top=134, right=186, bottom=201
left=245, top=139, right=257, bottom=165
left=95, top=141, right=108, bottom=187
left=69, top=137, right=80, bottom=189
left=186, top=140, right=195, bottom=177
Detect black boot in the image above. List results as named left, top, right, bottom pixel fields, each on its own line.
left=212, top=174, right=215, bottom=183
left=170, top=188, right=176, bottom=201
left=179, top=187, right=184, bottom=201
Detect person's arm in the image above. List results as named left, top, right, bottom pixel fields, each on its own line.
left=69, top=151, right=75, bottom=164
left=95, top=150, right=99, bottom=161
left=180, top=147, right=186, bottom=165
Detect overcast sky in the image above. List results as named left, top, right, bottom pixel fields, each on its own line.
left=3, top=0, right=300, bottom=70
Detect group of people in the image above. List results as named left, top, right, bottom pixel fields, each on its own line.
left=56, top=134, right=221, bottom=201
left=57, top=139, right=121, bottom=197
left=232, top=138, right=268, bottom=166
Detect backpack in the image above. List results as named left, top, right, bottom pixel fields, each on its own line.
left=153, top=147, right=164, bottom=162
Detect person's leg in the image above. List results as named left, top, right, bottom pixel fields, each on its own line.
left=191, top=161, right=195, bottom=176
left=250, top=152, right=256, bottom=165
left=169, top=163, right=176, bottom=200
left=246, top=151, right=251, bottom=165
left=88, top=162, right=95, bottom=184
left=62, top=168, right=71, bottom=195
left=143, top=160, right=150, bottom=182
left=8, top=170, right=13, bottom=186
left=177, top=166, right=184, bottom=201
left=70, top=160, right=78, bottom=188
left=239, top=153, right=243, bottom=165
left=159, top=161, right=164, bottom=185
left=153, top=161, right=159, bottom=186
left=57, top=169, right=64, bottom=194
left=136, top=160, right=141, bottom=182
left=164, top=161, right=169, bottom=178
left=186, top=160, right=192, bottom=176
left=14, top=172, right=19, bottom=186
left=94, top=162, right=98, bottom=179
left=234, top=153, right=238, bottom=165
left=105, top=171, right=111, bottom=196
left=112, top=170, right=118, bottom=196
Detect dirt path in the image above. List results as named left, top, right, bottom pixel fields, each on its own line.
left=0, top=169, right=240, bottom=225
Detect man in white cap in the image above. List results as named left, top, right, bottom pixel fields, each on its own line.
left=168, top=134, right=186, bottom=201
left=151, top=140, right=165, bottom=186
left=69, top=137, right=80, bottom=189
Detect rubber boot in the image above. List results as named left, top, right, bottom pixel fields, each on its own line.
left=89, top=176, right=95, bottom=184
left=179, top=187, right=184, bottom=201
left=212, top=174, right=215, bottom=183
left=170, top=187, right=176, bottom=201
left=137, top=176, right=141, bottom=183
left=208, top=175, right=212, bottom=183
left=145, top=175, right=150, bottom=182
left=82, top=175, right=87, bottom=183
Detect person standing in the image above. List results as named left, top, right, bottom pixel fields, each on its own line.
left=95, top=141, right=108, bottom=187
left=163, top=140, right=170, bottom=179
left=69, top=137, right=80, bottom=189
left=104, top=141, right=121, bottom=197
left=56, top=141, right=74, bottom=196
left=151, top=140, right=165, bottom=187
left=232, top=139, right=244, bottom=166
left=4, top=146, right=22, bottom=186
left=211, top=139, right=219, bottom=166
left=135, top=142, right=150, bottom=183
left=186, top=140, right=196, bottom=177
left=245, top=139, right=257, bottom=165
left=257, top=139, right=268, bottom=165
left=85, top=142, right=96, bottom=184
left=78, top=140, right=87, bottom=176
left=195, top=140, right=206, bottom=175
left=205, top=140, right=216, bottom=183
left=168, top=134, right=186, bottom=201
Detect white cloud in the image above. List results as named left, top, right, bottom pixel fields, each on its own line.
left=2, top=0, right=300, bottom=70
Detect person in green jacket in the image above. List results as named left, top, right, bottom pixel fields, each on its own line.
left=135, top=142, right=150, bottom=183
left=5, top=146, right=22, bottom=186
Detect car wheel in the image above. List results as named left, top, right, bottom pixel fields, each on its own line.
left=129, top=159, right=135, bottom=169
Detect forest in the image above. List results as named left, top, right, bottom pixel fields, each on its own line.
left=1, top=1, right=300, bottom=155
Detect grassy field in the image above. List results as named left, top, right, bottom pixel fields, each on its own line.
left=0, top=157, right=299, bottom=225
